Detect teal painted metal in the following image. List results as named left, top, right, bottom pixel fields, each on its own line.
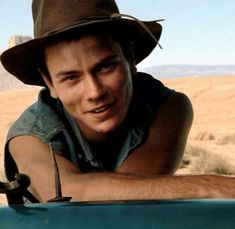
left=0, top=199, right=235, bottom=229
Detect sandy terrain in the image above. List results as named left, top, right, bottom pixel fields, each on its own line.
left=0, top=75, right=235, bottom=204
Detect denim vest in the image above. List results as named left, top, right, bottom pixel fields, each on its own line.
left=5, top=73, right=173, bottom=181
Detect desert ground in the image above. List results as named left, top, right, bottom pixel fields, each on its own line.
left=0, top=75, right=235, bottom=204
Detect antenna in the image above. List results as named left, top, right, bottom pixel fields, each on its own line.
left=47, top=143, right=71, bottom=202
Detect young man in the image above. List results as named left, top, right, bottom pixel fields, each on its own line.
left=1, top=0, right=235, bottom=203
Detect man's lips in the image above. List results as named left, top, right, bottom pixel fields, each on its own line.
left=88, top=102, right=115, bottom=114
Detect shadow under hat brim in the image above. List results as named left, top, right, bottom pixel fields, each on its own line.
left=0, top=17, right=162, bottom=86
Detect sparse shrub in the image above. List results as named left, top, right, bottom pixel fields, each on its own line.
left=217, top=133, right=235, bottom=145
left=179, top=144, right=206, bottom=169
left=180, top=158, right=190, bottom=168
left=179, top=144, right=235, bottom=175
left=208, top=133, right=216, bottom=141
left=194, top=132, right=215, bottom=141
left=192, top=152, right=235, bottom=175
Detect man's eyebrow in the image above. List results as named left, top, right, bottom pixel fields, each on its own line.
left=93, top=54, right=119, bottom=70
left=55, top=70, right=80, bottom=78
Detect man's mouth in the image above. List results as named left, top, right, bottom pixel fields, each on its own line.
left=90, top=102, right=115, bottom=114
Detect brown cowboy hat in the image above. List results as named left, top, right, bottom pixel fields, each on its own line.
left=0, top=0, right=162, bottom=86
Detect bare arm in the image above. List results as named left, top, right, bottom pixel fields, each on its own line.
left=8, top=135, right=235, bottom=203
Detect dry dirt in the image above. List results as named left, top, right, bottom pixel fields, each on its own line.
left=0, top=75, right=235, bottom=204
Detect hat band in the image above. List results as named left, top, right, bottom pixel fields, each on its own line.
left=111, top=13, right=164, bottom=49
left=41, top=16, right=112, bottom=37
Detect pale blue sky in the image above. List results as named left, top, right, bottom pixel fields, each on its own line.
left=0, top=0, right=234, bottom=68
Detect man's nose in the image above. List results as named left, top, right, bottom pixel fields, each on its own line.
left=86, top=76, right=107, bottom=102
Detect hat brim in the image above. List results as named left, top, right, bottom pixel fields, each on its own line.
left=1, top=18, right=162, bottom=86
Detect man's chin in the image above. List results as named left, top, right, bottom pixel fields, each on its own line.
left=94, top=119, right=122, bottom=134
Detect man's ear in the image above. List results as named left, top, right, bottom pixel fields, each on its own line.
left=126, top=44, right=137, bottom=76
left=129, top=59, right=137, bottom=76
left=39, top=69, right=58, bottom=99
left=130, top=63, right=137, bottom=76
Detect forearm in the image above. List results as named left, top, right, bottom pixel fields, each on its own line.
left=10, top=136, right=234, bottom=202
left=60, top=173, right=235, bottom=202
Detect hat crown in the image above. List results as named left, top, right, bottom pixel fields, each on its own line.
left=32, top=0, right=119, bottom=38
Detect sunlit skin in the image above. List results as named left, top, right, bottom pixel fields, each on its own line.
left=43, top=35, right=134, bottom=142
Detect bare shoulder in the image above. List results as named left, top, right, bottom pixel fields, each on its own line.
left=162, top=91, right=193, bottom=121
left=9, top=135, right=48, bottom=151
left=153, top=91, right=194, bottom=135
left=9, top=135, right=50, bottom=163
left=8, top=135, right=78, bottom=172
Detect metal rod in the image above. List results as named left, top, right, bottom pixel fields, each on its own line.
left=49, top=143, right=62, bottom=198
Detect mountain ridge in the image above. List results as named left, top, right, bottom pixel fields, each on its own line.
left=141, top=65, right=235, bottom=79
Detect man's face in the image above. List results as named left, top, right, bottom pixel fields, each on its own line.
left=43, top=34, right=134, bottom=142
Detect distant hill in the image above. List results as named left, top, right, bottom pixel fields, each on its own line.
left=0, top=62, right=27, bottom=91
left=141, top=65, right=235, bottom=79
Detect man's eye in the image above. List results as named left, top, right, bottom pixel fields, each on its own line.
left=100, top=62, right=116, bottom=72
left=64, top=75, right=79, bottom=81
left=68, top=75, right=77, bottom=80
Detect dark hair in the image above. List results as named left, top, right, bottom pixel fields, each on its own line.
left=37, top=49, right=51, bottom=82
